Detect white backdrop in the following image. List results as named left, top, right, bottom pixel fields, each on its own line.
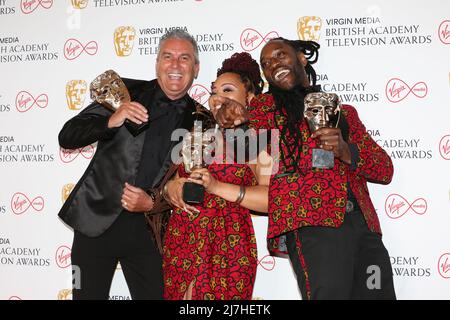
left=0, top=0, right=449, bottom=300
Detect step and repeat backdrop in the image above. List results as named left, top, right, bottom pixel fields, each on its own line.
left=0, top=0, right=449, bottom=300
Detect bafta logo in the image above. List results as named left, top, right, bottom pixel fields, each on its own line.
left=62, top=183, right=75, bottom=203
left=71, top=0, right=88, bottom=9
left=66, top=80, right=87, bottom=110
left=57, top=289, right=72, bottom=300
left=114, top=26, right=136, bottom=57
left=297, top=16, right=322, bottom=41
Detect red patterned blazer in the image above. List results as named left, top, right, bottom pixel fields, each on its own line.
left=247, top=94, right=393, bottom=252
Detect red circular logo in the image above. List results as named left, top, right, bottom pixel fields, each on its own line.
left=438, top=253, right=450, bottom=279
left=10, top=192, right=44, bottom=215
left=15, top=91, right=48, bottom=113
left=59, top=145, right=95, bottom=163
left=188, top=84, right=210, bottom=106
left=438, top=135, right=450, bottom=160
left=257, top=254, right=276, bottom=271
left=55, top=245, right=72, bottom=269
left=385, top=78, right=428, bottom=103
left=438, top=20, right=450, bottom=45
left=20, top=0, right=53, bottom=14
left=64, top=39, right=98, bottom=60
left=240, top=28, right=279, bottom=52
left=384, top=193, right=427, bottom=219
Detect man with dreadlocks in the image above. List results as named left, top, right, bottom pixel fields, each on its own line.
left=211, top=38, right=396, bottom=300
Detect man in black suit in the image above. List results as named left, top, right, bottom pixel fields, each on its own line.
left=58, top=29, right=200, bottom=300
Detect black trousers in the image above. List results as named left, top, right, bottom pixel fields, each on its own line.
left=285, top=209, right=396, bottom=300
left=71, top=212, right=163, bottom=300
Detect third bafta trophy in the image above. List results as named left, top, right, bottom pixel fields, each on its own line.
left=90, top=69, right=148, bottom=136
left=181, top=112, right=216, bottom=204
left=304, top=92, right=341, bottom=169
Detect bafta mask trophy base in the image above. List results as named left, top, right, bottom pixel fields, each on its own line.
left=90, top=69, right=149, bottom=137
left=304, top=92, right=341, bottom=169
left=182, top=111, right=216, bottom=204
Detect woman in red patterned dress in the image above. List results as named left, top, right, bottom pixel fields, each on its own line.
left=163, top=52, right=272, bottom=300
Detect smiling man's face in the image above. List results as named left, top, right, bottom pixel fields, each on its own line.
left=156, top=38, right=199, bottom=100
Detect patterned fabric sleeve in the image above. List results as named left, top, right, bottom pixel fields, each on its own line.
left=247, top=94, right=276, bottom=131
left=343, top=105, right=394, bottom=184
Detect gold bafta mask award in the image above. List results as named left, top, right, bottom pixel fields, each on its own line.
left=114, top=26, right=136, bottom=57
left=181, top=111, right=216, bottom=204
left=66, top=80, right=87, bottom=110
left=304, top=92, right=341, bottom=169
left=71, top=0, right=88, bottom=9
left=90, top=69, right=148, bottom=136
left=297, top=16, right=322, bottom=41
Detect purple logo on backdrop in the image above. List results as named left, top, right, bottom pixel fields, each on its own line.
left=385, top=78, right=428, bottom=103
left=15, top=91, right=48, bottom=112
left=64, top=39, right=98, bottom=60
left=10, top=192, right=44, bottom=215
left=59, top=145, right=95, bottom=163
left=384, top=194, right=427, bottom=219
left=55, top=245, right=71, bottom=269
left=20, top=0, right=53, bottom=14
left=240, top=28, right=279, bottom=52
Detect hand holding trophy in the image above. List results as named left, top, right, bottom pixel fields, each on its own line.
left=304, top=92, right=341, bottom=169
left=181, top=110, right=217, bottom=204
left=90, top=70, right=149, bottom=136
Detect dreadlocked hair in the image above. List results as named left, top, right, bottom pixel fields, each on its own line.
left=266, top=38, right=321, bottom=172
left=217, top=52, right=264, bottom=95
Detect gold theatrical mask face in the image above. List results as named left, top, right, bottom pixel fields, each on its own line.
left=66, top=80, right=87, bottom=110
left=297, top=16, right=322, bottom=41
left=304, top=92, right=341, bottom=133
left=90, top=70, right=130, bottom=110
left=71, top=0, right=88, bottom=9
left=114, top=26, right=136, bottom=57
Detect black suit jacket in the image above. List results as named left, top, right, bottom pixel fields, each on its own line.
left=58, top=78, right=197, bottom=237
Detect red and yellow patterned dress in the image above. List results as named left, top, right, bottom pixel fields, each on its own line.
left=163, top=163, right=258, bottom=300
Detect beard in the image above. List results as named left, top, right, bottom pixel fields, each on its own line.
left=268, top=82, right=322, bottom=171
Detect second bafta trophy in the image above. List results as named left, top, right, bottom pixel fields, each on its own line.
left=181, top=115, right=217, bottom=204
left=90, top=69, right=148, bottom=136
left=304, top=92, right=341, bottom=169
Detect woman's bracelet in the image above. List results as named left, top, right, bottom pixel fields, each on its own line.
left=235, top=185, right=246, bottom=204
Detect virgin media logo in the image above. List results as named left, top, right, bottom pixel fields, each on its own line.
left=15, top=91, right=48, bottom=112
left=59, top=145, right=95, bottom=163
left=20, top=0, right=53, bottom=14
left=384, top=194, right=427, bottom=219
left=64, top=39, right=98, bottom=60
left=188, top=84, right=210, bottom=106
left=439, top=135, right=450, bottom=160
left=240, top=28, right=279, bottom=52
left=55, top=245, right=71, bottom=269
left=257, top=254, right=275, bottom=271
left=438, top=20, right=450, bottom=45
left=385, top=78, right=428, bottom=103
left=10, top=192, right=44, bottom=215
left=438, top=253, right=450, bottom=279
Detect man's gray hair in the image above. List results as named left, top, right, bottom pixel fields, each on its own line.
left=158, top=29, right=199, bottom=64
